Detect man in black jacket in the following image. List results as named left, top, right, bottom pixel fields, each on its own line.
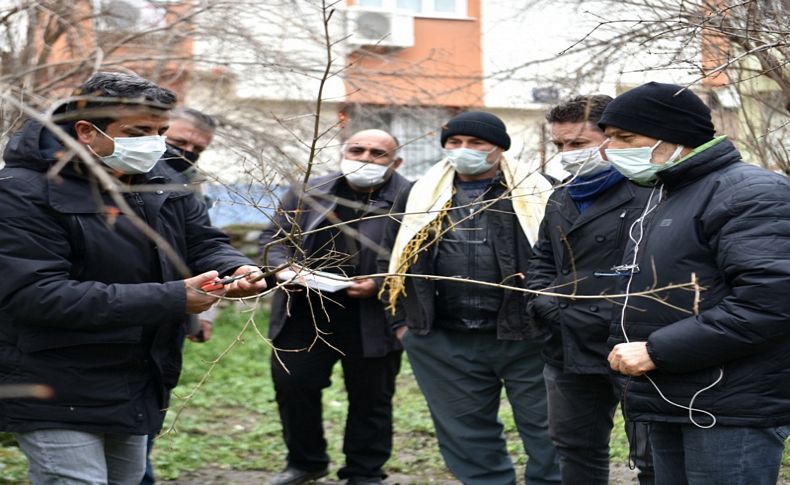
left=141, top=107, right=221, bottom=485
left=259, top=129, right=410, bottom=485
left=603, top=82, right=790, bottom=484
left=0, top=72, right=266, bottom=484
left=528, top=95, right=653, bottom=484
left=379, top=112, right=560, bottom=485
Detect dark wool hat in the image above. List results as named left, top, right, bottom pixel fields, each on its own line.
left=441, top=111, right=511, bottom=150
left=598, top=82, right=715, bottom=148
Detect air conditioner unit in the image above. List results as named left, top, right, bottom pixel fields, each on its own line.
left=532, top=86, right=560, bottom=104
left=95, top=0, right=166, bottom=31
left=346, top=8, right=415, bottom=49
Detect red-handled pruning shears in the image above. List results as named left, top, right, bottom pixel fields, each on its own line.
left=200, top=271, right=255, bottom=292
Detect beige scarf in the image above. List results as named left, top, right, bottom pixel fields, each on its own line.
left=382, top=156, right=553, bottom=313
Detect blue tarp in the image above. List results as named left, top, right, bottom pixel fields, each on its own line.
left=204, top=183, right=285, bottom=228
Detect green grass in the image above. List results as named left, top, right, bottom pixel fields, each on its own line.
left=2, top=305, right=790, bottom=483
left=148, top=302, right=453, bottom=480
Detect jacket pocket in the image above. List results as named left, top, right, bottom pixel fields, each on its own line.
left=532, top=293, right=561, bottom=327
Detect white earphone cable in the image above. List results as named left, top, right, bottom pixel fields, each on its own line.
left=619, top=184, right=721, bottom=428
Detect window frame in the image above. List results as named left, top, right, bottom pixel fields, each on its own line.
left=354, top=0, right=469, bottom=19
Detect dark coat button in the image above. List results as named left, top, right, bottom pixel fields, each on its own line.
left=589, top=305, right=599, bottom=312
left=595, top=235, right=605, bottom=242
left=559, top=302, right=569, bottom=309
left=561, top=268, right=570, bottom=275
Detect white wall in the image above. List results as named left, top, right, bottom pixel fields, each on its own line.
left=481, top=0, right=700, bottom=108
left=192, top=1, right=348, bottom=103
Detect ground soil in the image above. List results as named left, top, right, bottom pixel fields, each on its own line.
left=163, top=463, right=643, bottom=484
left=163, top=464, right=790, bottom=484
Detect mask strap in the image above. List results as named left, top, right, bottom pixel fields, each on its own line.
left=87, top=124, right=113, bottom=159
left=665, top=144, right=684, bottom=165
left=91, top=124, right=112, bottom=140
left=86, top=144, right=101, bottom=159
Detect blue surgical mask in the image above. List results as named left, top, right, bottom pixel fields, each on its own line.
left=443, top=147, right=497, bottom=175
left=92, top=125, right=167, bottom=174
left=605, top=140, right=683, bottom=185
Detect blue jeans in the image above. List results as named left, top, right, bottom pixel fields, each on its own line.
left=403, top=328, right=560, bottom=485
left=543, top=364, right=653, bottom=485
left=15, top=429, right=147, bottom=485
left=140, top=434, right=155, bottom=485
left=650, top=422, right=789, bottom=485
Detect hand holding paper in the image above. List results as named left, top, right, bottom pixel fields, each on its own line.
left=276, top=266, right=354, bottom=293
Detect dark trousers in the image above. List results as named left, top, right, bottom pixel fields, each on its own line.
left=403, top=328, right=560, bottom=485
left=272, top=316, right=401, bottom=479
left=543, top=364, right=653, bottom=485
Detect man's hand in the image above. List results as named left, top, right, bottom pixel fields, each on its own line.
left=224, top=265, right=268, bottom=297
left=346, top=278, right=377, bottom=299
left=395, top=325, right=408, bottom=342
left=187, top=319, right=213, bottom=343
left=185, top=271, right=225, bottom=314
left=608, top=342, right=657, bottom=376
left=275, top=266, right=304, bottom=290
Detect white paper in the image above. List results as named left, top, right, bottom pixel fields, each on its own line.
left=277, top=268, right=354, bottom=293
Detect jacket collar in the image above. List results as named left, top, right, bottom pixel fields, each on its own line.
left=656, top=138, right=741, bottom=192
left=557, top=178, right=637, bottom=232
left=48, top=161, right=178, bottom=214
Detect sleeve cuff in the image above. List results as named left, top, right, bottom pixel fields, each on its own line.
left=645, top=339, right=660, bottom=368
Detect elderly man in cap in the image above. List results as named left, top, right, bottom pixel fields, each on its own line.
left=380, top=111, right=560, bottom=485
left=260, top=129, right=410, bottom=485
left=601, top=82, right=790, bottom=484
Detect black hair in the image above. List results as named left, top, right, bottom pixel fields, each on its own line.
left=55, top=72, right=177, bottom=134
left=546, top=95, right=613, bottom=128
left=170, top=107, right=218, bottom=133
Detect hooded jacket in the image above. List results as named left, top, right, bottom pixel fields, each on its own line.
left=0, top=120, right=252, bottom=434
left=608, top=139, right=790, bottom=427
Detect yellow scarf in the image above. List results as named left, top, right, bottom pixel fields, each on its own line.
left=382, top=156, right=553, bottom=313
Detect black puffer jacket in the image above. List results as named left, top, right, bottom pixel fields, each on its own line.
left=528, top=178, right=653, bottom=373
left=0, top=120, right=252, bottom=434
left=608, top=138, right=790, bottom=427
left=379, top=175, right=536, bottom=341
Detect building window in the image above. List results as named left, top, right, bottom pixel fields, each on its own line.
left=92, top=0, right=167, bottom=31
left=343, top=104, right=454, bottom=180
left=355, top=0, right=466, bottom=18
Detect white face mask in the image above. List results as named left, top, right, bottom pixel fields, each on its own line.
left=443, top=147, right=497, bottom=175
left=560, top=146, right=609, bottom=177
left=92, top=125, right=167, bottom=174
left=605, top=140, right=683, bottom=185
left=341, top=159, right=392, bottom=188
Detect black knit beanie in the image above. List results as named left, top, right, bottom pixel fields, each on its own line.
left=598, top=82, right=715, bottom=148
left=441, top=111, right=511, bottom=150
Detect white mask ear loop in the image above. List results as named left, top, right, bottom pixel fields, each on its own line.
left=651, top=140, right=684, bottom=165
left=664, top=144, right=684, bottom=165
left=86, top=124, right=112, bottom=158
left=619, top=183, right=722, bottom=429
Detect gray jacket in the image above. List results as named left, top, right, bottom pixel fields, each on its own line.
left=260, top=171, right=412, bottom=357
